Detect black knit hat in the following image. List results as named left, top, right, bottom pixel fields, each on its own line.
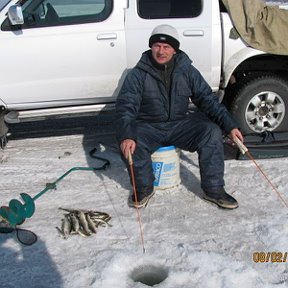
left=149, top=24, right=180, bottom=51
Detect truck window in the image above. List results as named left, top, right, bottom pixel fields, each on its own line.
left=0, top=0, right=10, bottom=12
left=1, top=0, right=113, bottom=30
left=138, top=0, right=202, bottom=19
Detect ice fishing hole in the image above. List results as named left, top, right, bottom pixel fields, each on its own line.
left=130, top=264, right=168, bottom=286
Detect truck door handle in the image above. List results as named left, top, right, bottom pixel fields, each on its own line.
left=97, top=33, right=117, bottom=40
left=183, top=30, right=204, bottom=37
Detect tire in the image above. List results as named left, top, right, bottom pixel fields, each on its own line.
left=230, top=75, right=288, bottom=134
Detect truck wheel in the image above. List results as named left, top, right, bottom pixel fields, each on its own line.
left=230, top=75, right=288, bottom=134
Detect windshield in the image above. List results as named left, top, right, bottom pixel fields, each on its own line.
left=0, top=0, right=10, bottom=11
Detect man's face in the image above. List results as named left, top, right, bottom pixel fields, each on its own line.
left=151, top=42, right=176, bottom=65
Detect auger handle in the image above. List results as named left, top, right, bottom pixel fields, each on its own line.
left=128, top=150, right=133, bottom=166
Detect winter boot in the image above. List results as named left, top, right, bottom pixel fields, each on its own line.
left=203, top=187, right=238, bottom=209
left=128, top=186, right=155, bottom=208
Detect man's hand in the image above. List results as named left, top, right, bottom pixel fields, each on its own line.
left=120, top=139, right=136, bottom=159
left=229, top=128, right=244, bottom=143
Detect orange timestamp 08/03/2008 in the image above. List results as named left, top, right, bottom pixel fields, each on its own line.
left=253, top=252, right=288, bottom=263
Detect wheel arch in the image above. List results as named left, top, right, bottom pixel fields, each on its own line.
left=222, top=48, right=265, bottom=88
left=223, top=52, right=288, bottom=107
left=222, top=50, right=288, bottom=89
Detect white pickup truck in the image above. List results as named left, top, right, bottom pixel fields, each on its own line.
left=0, top=0, right=287, bottom=143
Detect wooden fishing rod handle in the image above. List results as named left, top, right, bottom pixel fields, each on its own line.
left=233, top=137, right=248, bottom=155
left=128, top=150, right=133, bottom=165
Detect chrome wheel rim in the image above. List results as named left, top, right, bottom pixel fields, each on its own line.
left=245, top=91, right=285, bottom=132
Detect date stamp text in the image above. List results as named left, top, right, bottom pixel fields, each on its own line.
left=253, top=252, right=288, bottom=263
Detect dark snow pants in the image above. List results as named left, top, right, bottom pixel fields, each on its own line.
left=120, top=111, right=225, bottom=194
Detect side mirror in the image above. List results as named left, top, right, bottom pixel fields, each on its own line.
left=8, top=5, right=24, bottom=25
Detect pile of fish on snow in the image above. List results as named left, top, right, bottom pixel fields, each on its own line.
left=56, top=207, right=112, bottom=239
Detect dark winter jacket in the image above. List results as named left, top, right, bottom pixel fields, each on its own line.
left=116, top=50, right=238, bottom=142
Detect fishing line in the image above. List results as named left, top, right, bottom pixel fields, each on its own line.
left=128, top=151, right=146, bottom=254
left=233, top=138, right=288, bottom=208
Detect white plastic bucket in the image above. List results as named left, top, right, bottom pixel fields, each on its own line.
left=151, top=146, right=180, bottom=189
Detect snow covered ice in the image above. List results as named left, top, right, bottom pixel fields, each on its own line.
left=1, top=118, right=288, bottom=287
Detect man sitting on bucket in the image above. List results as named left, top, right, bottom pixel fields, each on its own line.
left=116, top=24, right=243, bottom=209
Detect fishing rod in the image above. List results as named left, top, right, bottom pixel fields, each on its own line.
left=233, top=137, right=288, bottom=208
left=128, top=151, right=146, bottom=254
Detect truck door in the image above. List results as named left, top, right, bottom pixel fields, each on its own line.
left=125, top=0, right=221, bottom=91
left=0, top=0, right=126, bottom=108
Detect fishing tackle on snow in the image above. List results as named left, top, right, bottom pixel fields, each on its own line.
left=0, top=148, right=110, bottom=226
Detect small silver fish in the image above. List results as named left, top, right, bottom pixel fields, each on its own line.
left=69, top=212, right=80, bottom=233
left=56, top=214, right=71, bottom=239
left=77, top=228, right=90, bottom=237
left=90, top=214, right=112, bottom=225
left=85, top=214, right=97, bottom=234
left=90, top=211, right=110, bottom=218
left=93, top=217, right=112, bottom=228
left=77, top=211, right=92, bottom=235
